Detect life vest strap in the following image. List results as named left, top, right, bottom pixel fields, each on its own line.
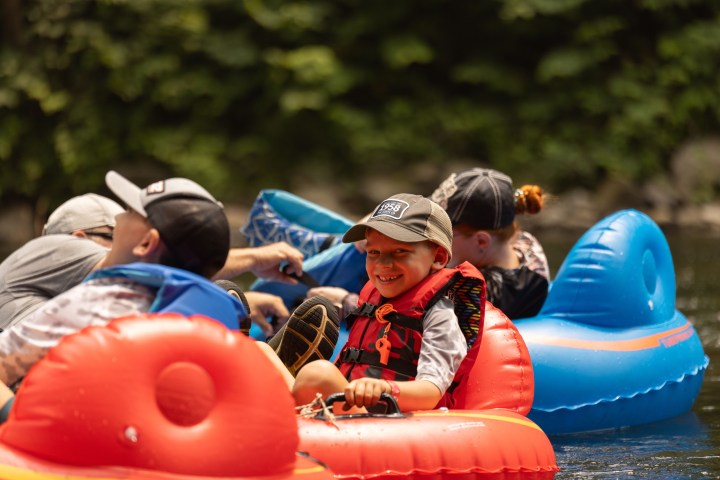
left=349, top=302, right=376, bottom=318
left=383, top=311, right=423, bottom=332
left=346, top=303, right=423, bottom=333
left=339, top=347, right=418, bottom=378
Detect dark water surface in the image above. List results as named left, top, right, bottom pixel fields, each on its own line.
left=538, top=230, right=720, bottom=480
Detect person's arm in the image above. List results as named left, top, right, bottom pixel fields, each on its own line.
left=414, top=298, right=468, bottom=396
left=0, top=298, right=83, bottom=386
left=213, top=243, right=304, bottom=283
left=0, top=382, right=14, bottom=424
left=0, top=280, right=154, bottom=386
left=344, top=377, right=442, bottom=411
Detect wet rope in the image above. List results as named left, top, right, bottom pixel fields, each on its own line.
left=296, top=393, right=339, bottom=429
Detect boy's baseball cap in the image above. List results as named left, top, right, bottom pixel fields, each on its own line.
left=105, top=170, right=230, bottom=278
left=430, top=168, right=515, bottom=230
left=342, top=193, right=452, bottom=257
left=42, top=194, right=124, bottom=235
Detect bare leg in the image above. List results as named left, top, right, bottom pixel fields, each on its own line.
left=254, top=341, right=295, bottom=390
left=293, top=360, right=366, bottom=414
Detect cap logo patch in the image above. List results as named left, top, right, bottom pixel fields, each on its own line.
left=373, top=199, right=409, bottom=219
left=145, top=181, right=166, bottom=196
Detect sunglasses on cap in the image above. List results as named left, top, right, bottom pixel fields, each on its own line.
left=84, top=230, right=114, bottom=241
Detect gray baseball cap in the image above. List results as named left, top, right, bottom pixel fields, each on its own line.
left=42, top=193, right=124, bottom=235
left=342, top=193, right=452, bottom=257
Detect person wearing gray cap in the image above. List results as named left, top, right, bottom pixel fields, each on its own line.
left=430, top=168, right=549, bottom=319
left=42, top=193, right=124, bottom=246
left=0, top=194, right=124, bottom=330
left=291, top=193, right=485, bottom=413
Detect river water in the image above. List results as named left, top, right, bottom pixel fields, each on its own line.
left=537, top=230, right=720, bottom=480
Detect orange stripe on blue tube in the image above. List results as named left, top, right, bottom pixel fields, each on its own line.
left=523, top=321, right=695, bottom=351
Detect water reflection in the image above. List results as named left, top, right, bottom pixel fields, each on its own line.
left=552, top=412, right=719, bottom=479
left=539, top=230, right=720, bottom=479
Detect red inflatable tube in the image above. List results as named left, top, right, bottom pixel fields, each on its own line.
left=297, top=303, right=557, bottom=479
left=298, top=409, right=557, bottom=480
left=0, top=313, right=333, bottom=480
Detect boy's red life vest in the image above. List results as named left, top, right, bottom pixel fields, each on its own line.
left=337, top=262, right=485, bottom=383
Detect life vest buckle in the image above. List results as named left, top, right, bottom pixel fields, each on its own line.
left=354, top=303, right=377, bottom=318
left=341, top=347, right=363, bottom=363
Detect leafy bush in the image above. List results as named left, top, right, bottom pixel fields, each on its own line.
left=1, top=0, right=719, bottom=215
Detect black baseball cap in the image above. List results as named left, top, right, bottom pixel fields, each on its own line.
left=106, top=170, right=230, bottom=278
left=430, top=168, right=515, bottom=230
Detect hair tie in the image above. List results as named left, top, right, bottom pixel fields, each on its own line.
left=513, top=188, right=523, bottom=206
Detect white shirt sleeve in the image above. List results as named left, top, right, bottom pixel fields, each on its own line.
left=0, top=278, right=155, bottom=386
left=415, top=297, right=467, bottom=394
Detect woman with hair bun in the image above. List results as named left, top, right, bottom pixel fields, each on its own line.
left=429, top=168, right=549, bottom=319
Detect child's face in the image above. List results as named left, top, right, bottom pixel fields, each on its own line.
left=364, top=229, right=447, bottom=298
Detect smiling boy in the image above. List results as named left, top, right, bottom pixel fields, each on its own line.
left=292, top=193, right=481, bottom=412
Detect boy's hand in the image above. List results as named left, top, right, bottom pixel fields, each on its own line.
left=344, top=378, right=391, bottom=409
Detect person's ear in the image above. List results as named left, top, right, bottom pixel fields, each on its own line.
left=132, top=228, right=163, bottom=260
left=475, top=231, right=492, bottom=251
left=71, top=231, right=87, bottom=239
left=430, top=246, right=450, bottom=271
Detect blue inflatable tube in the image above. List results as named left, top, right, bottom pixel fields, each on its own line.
left=515, top=209, right=708, bottom=434
left=240, top=189, right=353, bottom=258
left=241, top=190, right=366, bottom=343
left=240, top=191, right=708, bottom=434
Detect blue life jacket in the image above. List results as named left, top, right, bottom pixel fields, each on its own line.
left=85, top=263, right=248, bottom=330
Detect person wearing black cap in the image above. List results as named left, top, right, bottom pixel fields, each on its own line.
left=291, top=193, right=483, bottom=413
left=0, top=171, right=239, bottom=386
left=101, top=170, right=305, bottom=336
left=429, top=168, right=549, bottom=319
left=0, top=171, right=308, bottom=388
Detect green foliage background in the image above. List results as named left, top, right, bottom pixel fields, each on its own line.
left=1, top=0, right=719, bottom=215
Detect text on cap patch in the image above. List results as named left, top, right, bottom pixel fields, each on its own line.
left=373, top=199, right=410, bottom=219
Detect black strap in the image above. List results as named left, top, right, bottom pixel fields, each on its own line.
left=345, top=302, right=423, bottom=333
left=344, top=302, right=375, bottom=329
left=295, top=271, right=320, bottom=288
left=381, top=311, right=423, bottom=333
left=318, top=235, right=337, bottom=253
left=350, top=302, right=377, bottom=318
left=339, top=347, right=418, bottom=378
left=281, top=265, right=321, bottom=288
